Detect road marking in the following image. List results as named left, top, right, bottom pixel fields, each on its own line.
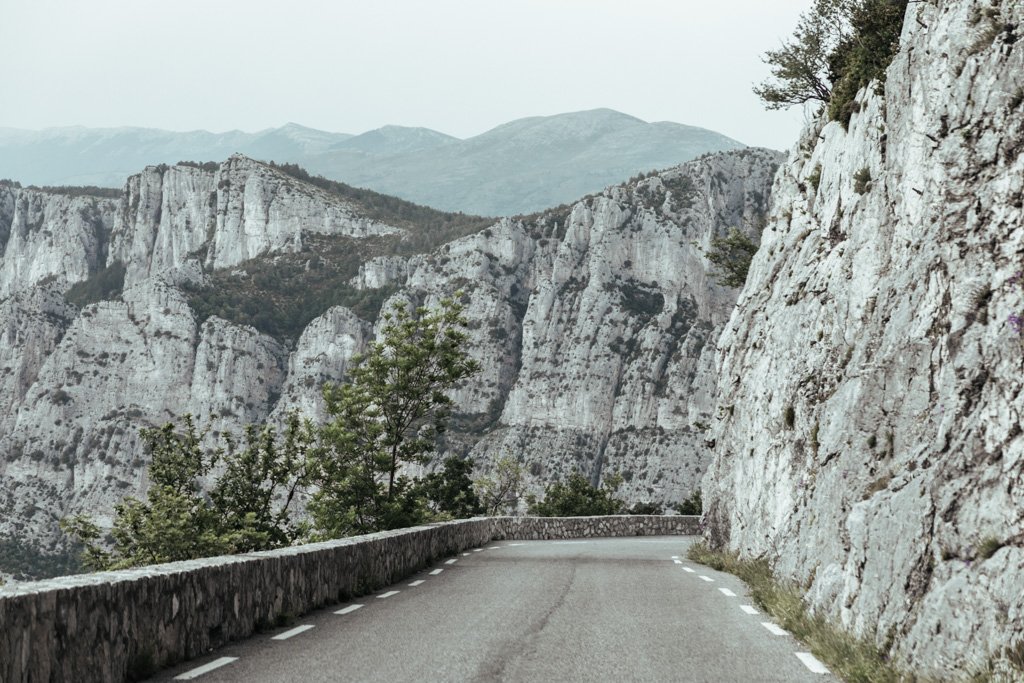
left=795, top=652, right=831, bottom=674
left=408, top=580, right=425, bottom=587
left=489, top=546, right=501, bottom=549
left=473, top=548, right=483, bottom=552
left=670, top=555, right=679, bottom=560
left=507, top=543, right=524, bottom=546
left=682, top=567, right=696, bottom=573
left=430, top=568, right=444, bottom=575
left=334, top=604, right=363, bottom=615
left=740, top=605, right=758, bottom=615
left=174, top=657, right=238, bottom=679
left=271, top=624, right=314, bottom=641
left=761, top=622, right=789, bottom=636
left=377, top=590, right=399, bottom=599
left=445, top=559, right=457, bottom=564
left=719, top=588, right=737, bottom=597
left=462, top=552, right=470, bottom=556
left=673, top=559, right=683, bottom=564
left=699, top=575, right=714, bottom=582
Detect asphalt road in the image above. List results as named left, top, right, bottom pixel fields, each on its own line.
left=153, top=537, right=835, bottom=682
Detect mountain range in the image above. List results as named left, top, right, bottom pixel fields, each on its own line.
left=0, top=109, right=743, bottom=216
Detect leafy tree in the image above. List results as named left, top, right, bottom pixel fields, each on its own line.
left=415, top=456, right=484, bottom=519
left=753, top=0, right=854, bottom=110
left=674, top=489, right=703, bottom=515
left=475, top=455, right=525, bottom=516
left=309, top=296, right=481, bottom=537
left=527, top=473, right=625, bottom=517
left=62, top=413, right=313, bottom=570
left=754, top=0, right=908, bottom=127
left=702, top=228, right=759, bottom=288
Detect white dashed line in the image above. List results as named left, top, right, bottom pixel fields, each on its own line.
left=699, top=575, right=714, bottom=582
left=761, top=622, right=789, bottom=636
left=489, top=546, right=501, bottom=549
left=174, top=657, right=238, bottom=679
left=408, top=580, right=425, bottom=587
left=718, top=588, right=737, bottom=597
left=507, top=543, right=524, bottom=546
left=271, top=624, right=314, bottom=641
left=670, top=555, right=679, bottom=560
left=377, top=590, right=399, bottom=599
left=795, top=652, right=831, bottom=674
left=682, top=567, right=696, bottom=573
left=430, top=568, right=444, bottom=575
left=473, top=548, right=483, bottom=552
left=445, top=559, right=457, bottom=565
left=673, top=559, right=683, bottom=564
left=740, top=605, right=759, bottom=615
left=462, top=552, right=470, bottom=556
left=334, top=604, right=363, bottom=615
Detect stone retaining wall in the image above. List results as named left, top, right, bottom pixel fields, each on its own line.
left=0, top=516, right=697, bottom=682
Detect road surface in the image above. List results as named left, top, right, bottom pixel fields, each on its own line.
left=154, top=536, right=834, bottom=682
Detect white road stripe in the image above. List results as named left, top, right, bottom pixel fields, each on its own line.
left=718, top=588, right=737, bottom=597
left=408, top=580, right=425, bottom=587
left=462, top=552, right=470, bottom=556
left=699, top=575, right=714, bottom=582
left=682, top=567, right=696, bottom=573
left=670, top=555, right=679, bottom=560
left=795, top=652, right=831, bottom=674
left=377, top=590, right=399, bottom=599
left=740, top=605, right=759, bottom=615
left=489, top=546, right=500, bottom=549
left=673, top=559, right=683, bottom=564
left=334, top=604, right=363, bottom=615
left=507, top=543, right=524, bottom=546
left=174, top=657, right=238, bottom=680
left=271, top=624, right=314, bottom=641
left=445, top=559, right=457, bottom=565
left=473, top=548, right=483, bottom=552
left=430, top=568, right=444, bottom=575
left=761, top=622, right=789, bottom=636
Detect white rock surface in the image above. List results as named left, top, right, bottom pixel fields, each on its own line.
left=704, top=1, right=1024, bottom=676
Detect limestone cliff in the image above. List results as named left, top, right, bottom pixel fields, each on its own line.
left=704, top=0, right=1024, bottom=676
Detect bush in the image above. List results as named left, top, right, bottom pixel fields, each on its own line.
left=853, top=167, right=872, bottom=194
left=701, top=228, right=759, bottom=288
left=65, top=261, right=127, bottom=308
left=527, top=473, right=624, bottom=516
left=674, top=489, right=702, bottom=515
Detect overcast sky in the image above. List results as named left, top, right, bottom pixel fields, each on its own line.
left=1, top=0, right=812, bottom=151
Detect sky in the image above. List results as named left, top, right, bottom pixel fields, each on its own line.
left=0, top=0, right=812, bottom=151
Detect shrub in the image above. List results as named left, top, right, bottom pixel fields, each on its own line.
left=527, top=473, right=624, bottom=517
left=784, top=404, right=796, bottom=429
left=65, top=261, right=127, bottom=308
left=853, top=167, right=872, bottom=194
left=674, top=489, right=702, bottom=515
left=977, top=536, right=1004, bottom=560
left=808, top=164, right=823, bottom=190
left=700, top=227, right=759, bottom=288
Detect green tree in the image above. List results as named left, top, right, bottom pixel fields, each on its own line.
left=309, top=295, right=481, bottom=537
left=62, top=413, right=313, bottom=570
left=474, top=455, right=525, bottom=516
left=528, top=473, right=625, bottom=517
left=415, top=456, right=484, bottom=519
left=702, top=228, right=759, bottom=288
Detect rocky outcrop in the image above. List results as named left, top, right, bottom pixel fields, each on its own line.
left=0, top=184, right=117, bottom=297
left=703, top=0, right=1024, bottom=676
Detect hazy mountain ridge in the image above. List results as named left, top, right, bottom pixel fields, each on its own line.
left=0, top=109, right=744, bottom=216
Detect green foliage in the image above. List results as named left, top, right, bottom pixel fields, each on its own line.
left=784, top=404, right=796, bottom=429
left=527, top=472, right=625, bottom=517
left=474, top=456, right=525, bottom=516
left=687, top=542, right=905, bottom=682
left=415, top=456, right=484, bottom=519
left=175, top=160, right=220, bottom=172
left=309, top=296, right=481, bottom=537
left=27, top=185, right=122, bottom=198
left=977, top=536, right=1004, bottom=560
left=701, top=227, right=759, bottom=288
left=754, top=0, right=908, bottom=128
left=827, top=0, right=908, bottom=127
left=64, top=261, right=127, bottom=308
left=0, top=535, right=82, bottom=581
left=62, top=413, right=314, bottom=570
left=808, top=164, right=823, bottom=191
left=674, top=489, right=703, bottom=515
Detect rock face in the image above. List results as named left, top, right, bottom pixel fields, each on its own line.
left=0, top=148, right=779, bottom=566
left=0, top=184, right=118, bottom=297
left=703, top=0, right=1024, bottom=676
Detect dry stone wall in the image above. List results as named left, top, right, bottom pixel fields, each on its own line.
left=0, top=516, right=697, bottom=682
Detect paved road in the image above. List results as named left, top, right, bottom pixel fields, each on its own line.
left=154, top=537, right=835, bottom=682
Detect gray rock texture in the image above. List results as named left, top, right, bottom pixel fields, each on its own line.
left=0, top=516, right=696, bottom=683
left=703, top=1, right=1024, bottom=677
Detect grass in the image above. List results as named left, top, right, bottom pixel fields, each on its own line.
left=686, top=541, right=905, bottom=682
